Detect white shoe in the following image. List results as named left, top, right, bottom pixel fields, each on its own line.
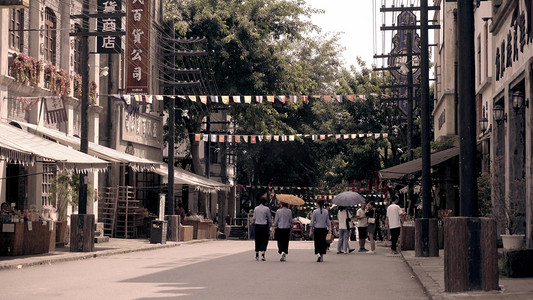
left=367, top=250, right=375, bottom=254
left=280, top=252, right=286, bottom=261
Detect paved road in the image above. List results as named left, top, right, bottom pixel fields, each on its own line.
left=0, top=240, right=427, bottom=299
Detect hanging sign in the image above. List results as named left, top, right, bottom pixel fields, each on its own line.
left=126, top=0, right=150, bottom=94
left=97, top=0, right=123, bottom=53
left=388, top=11, right=421, bottom=116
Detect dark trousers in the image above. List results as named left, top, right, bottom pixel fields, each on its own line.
left=255, top=224, right=270, bottom=252
left=313, top=228, right=328, bottom=255
left=390, top=227, right=401, bottom=252
left=275, top=228, right=291, bottom=254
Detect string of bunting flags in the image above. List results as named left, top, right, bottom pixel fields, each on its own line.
left=110, top=93, right=393, bottom=106
left=194, top=132, right=389, bottom=144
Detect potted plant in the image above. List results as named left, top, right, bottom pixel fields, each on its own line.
left=50, top=170, right=94, bottom=246
left=498, top=179, right=526, bottom=250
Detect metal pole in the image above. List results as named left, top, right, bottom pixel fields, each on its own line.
left=420, top=0, right=431, bottom=219
left=457, top=0, right=477, bottom=216
left=205, top=116, right=211, bottom=178
left=78, top=0, right=90, bottom=214
left=167, top=21, right=176, bottom=216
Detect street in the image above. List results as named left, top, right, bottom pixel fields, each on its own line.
left=0, top=240, right=427, bottom=299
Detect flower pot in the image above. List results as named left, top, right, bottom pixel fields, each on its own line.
left=501, top=234, right=524, bottom=250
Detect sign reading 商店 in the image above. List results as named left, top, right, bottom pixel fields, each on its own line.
left=126, top=0, right=150, bottom=94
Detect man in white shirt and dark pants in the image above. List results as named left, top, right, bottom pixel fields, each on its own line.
left=386, top=197, right=405, bottom=255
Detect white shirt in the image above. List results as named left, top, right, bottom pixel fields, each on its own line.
left=337, top=209, right=352, bottom=230
left=356, top=208, right=368, bottom=227
left=387, top=203, right=404, bottom=229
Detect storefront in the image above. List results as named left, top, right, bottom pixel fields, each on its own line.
left=490, top=0, right=532, bottom=246
left=0, top=121, right=108, bottom=255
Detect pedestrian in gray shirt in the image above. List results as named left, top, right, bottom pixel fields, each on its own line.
left=311, top=200, right=331, bottom=262
left=253, top=195, right=272, bottom=261
left=273, top=201, right=293, bottom=261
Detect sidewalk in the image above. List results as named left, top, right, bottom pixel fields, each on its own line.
left=401, top=250, right=533, bottom=299
left=0, top=238, right=211, bottom=271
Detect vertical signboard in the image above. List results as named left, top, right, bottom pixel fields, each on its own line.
left=97, top=0, right=122, bottom=53
left=388, top=11, right=421, bottom=115
left=126, top=0, right=150, bottom=94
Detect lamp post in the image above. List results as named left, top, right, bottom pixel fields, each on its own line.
left=493, top=105, right=506, bottom=124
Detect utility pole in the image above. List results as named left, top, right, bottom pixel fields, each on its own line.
left=167, top=20, right=176, bottom=217
left=69, top=0, right=94, bottom=253
left=376, top=2, right=439, bottom=258
left=79, top=0, right=89, bottom=215
left=443, top=0, right=498, bottom=292
left=420, top=0, right=431, bottom=220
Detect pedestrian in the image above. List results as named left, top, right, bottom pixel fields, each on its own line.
left=355, top=202, right=369, bottom=252
left=365, top=201, right=378, bottom=254
left=253, top=195, right=272, bottom=261
left=311, top=200, right=331, bottom=262
left=337, top=206, right=355, bottom=254
left=386, top=197, right=405, bottom=255
left=175, top=202, right=186, bottom=223
left=273, top=201, right=293, bottom=261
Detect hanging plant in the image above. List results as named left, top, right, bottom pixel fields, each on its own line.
left=73, top=73, right=82, bottom=98
left=11, top=52, right=42, bottom=86
left=89, top=80, right=97, bottom=104
left=44, top=64, right=71, bottom=96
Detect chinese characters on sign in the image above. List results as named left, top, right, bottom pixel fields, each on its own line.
left=126, top=0, right=150, bottom=94
left=495, top=10, right=531, bottom=82
left=122, top=111, right=161, bottom=147
left=97, top=0, right=122, bottom=53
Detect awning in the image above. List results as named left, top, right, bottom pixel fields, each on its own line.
left=15, top=121, right=157, bottom=172
left=154, top=164, right=229, bottom=192
left=0, top=122, right=108, bottom=172
left=379, top=147, right=460, bottom=180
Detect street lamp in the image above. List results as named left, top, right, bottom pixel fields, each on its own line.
left=479, top=117, right=488, bottom=132
left=512, top=91, right=528, bottom=111
left=493, top=105, right=506, bottom=124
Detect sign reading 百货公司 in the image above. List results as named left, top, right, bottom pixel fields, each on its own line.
left=126, top=0, right=150, bottom=94
left=97, top=0, right=123, bottom=54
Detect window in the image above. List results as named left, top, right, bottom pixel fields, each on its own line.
left=44, top=8, right=56, bottom=64
left=9, top=8, right=24, bottom=51
left=42, top=163, right=56, bottom=206
left=73, top=24, right=82, bottom=74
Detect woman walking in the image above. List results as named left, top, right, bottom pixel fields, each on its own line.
left=253, top=195, right=272, bottom=261
left=273, top=201, right=293, bottom=261
left=311, top=200, right=331, bottom=262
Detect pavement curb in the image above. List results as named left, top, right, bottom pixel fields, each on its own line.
left=400, top=252, right=441, bottom=300
left=0, top=238, right=213, bottom=271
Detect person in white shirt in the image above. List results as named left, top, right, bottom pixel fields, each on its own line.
left=356, top=202, right=368, bottom=252
left=386, top=197, right=405, bottom=255
left=337, top=206, right=355, bottom=254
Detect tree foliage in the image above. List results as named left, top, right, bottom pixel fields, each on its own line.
left=163, top=0, right=407, bottom=195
